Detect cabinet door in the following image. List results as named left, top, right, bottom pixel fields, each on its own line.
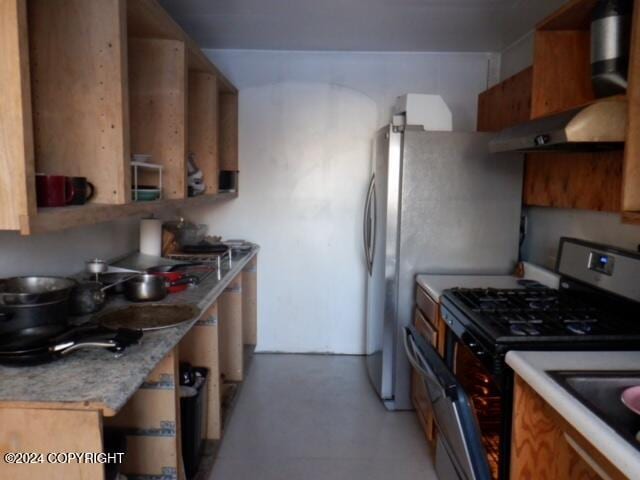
left=411, top=308, right=438, bottom=449
left=416, top=286, right=438, bottom=329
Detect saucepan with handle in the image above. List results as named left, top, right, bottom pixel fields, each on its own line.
left=124, top=274, right=198, bottom=302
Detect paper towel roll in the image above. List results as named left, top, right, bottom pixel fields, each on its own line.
left=140, top=219, right=162, bottom=256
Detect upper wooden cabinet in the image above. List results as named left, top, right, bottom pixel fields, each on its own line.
left=0, top=0, right=239, bottom=235
left=477, top=67, right=533, bottom=132
left=477, top=0, right=639, bottom=221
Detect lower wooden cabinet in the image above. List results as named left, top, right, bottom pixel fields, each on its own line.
left=411, top=309, right=437, bottom=449
left=511, top=375, right=628, bottom=480
left=411, top=284, right=448, bottom=453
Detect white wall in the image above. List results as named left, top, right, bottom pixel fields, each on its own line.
left=499, top=32, right=534, bottom=80
left=499, top=36, right=640, bottom=268
left=0, top=218, right=139, bottom=278
left=190, top=49, right=496, bottom=354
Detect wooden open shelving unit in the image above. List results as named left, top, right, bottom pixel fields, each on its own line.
left=0, top=0, right=239, bottom=235
left=477, top=0, right=640, bottom=221
left=103, top=259, right=258, bottom=480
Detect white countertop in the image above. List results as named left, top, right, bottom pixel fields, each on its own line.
left=416, top=262, right=559, bottom=300
left=506, top=351, right=640, bottom=479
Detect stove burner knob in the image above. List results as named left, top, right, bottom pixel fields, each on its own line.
left=510, top=325, right=527, bottom=336
left=567, top=322, right=591, bottom=335
left=510, top=324, right=541, bottom=336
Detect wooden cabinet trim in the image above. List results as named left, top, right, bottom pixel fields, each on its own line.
left=511, top=374, right=628, bottom=480
left=416, top=286, right=438, bottom=328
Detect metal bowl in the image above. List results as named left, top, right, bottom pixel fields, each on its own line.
left=0, top=276, right=77, bottom=306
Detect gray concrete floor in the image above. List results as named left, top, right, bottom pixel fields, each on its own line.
left=209, top=354, right=438, bottom=480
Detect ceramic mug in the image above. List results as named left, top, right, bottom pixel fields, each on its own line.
left=36, top=174, right=73, bottom=207
left=67, top=177, right=95, bottom=205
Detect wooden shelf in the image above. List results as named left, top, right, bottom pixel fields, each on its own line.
left=19, top=192, right=237, bottom=235
left=28, top=0, right=131, bottom=205
left=126, top=0, right=236, bottom=93
left=219, top=92, right=239, bottom=173
left=129, top=37, right=188, bottom=200
left=188, top=72, right=220, bottom=195
left=531, top=29, right=595, bottom=118
left=477, top=0, right=640, bottom=219
left=623, top=1, right=640, bottom=213
left=0, top=0, right=239, bottom=235
left=537, top=0, right=598, bottom=31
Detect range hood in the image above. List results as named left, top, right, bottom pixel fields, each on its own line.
left=489, top=98, right=627, bottom=153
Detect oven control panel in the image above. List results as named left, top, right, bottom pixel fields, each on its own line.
left=588, top=251, right=615, bottom=276
left=557, top=238, right=640, bottom=303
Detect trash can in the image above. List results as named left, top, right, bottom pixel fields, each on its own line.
left=179, top=363, right=209, bottom=479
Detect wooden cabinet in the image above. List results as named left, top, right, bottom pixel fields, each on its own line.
left=477, top=0, right=639, bottom=221
left=511, top=375, right=628, bottom=480
left=411, top=284, right=449, bottom=453
left=477, top=67, right=533, bottom=133
left=0, top=0, right=239, bottom=235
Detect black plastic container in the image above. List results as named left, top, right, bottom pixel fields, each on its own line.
left=180, top=364, right=209, bottom=479
left=219, top=170, right=238, bottom=192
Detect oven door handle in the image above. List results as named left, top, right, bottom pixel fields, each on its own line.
left=403, top=326, right=458, bottom=400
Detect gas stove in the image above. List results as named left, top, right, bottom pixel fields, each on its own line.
left=444, top=286, right=640, bottom=340
left=410, top=238, right=640, bottom=480
left=442, top=237, right=640, bottom=358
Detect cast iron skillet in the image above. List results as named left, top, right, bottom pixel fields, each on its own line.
left=0, top=325, right=142, bottom=366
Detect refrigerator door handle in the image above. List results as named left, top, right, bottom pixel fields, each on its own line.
left=363, top=174, right=375, bottom=274
left=369, top=177, right=377, bottom=274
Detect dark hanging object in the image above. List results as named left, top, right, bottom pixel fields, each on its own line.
left=591, top=0, right=633, bottom=97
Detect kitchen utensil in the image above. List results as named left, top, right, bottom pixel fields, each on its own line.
left=132, top=154, right=152, bottom=163
left=86, top=259, right=108, bottom=281
left=0, top=301, right=69, bottom=336
left=96, top=272, right=141, bottom=295
left=182, top=243, right=230, bottom=255
left=69, top=282, right=107, bottom=316
left=35, top=174, right=73, bottom=207
left=0, top=276, right=76, bottom=305
left=163, top=219, right=208, bottom=247
left=71, top=274, right=139, bottom=313
left=187, top=153, right=206, bottom=197
left=622, top=386, right=640, bottom=415
left=96, top=304, right=200, bottom=331
left=0, top=325, right=142, bottom=366
left=67, top=177, right=95, bottom=205
left=224, top=239, right=253, bottom=252
left=124, top=274, right=168, bottom=302
left=219, top=170, right=238, bottom=191
left=146, top=263, right=203, bottom=274
left=150, top=272, right=200, bottom=294
left=132, top=189, right=161, bottom=202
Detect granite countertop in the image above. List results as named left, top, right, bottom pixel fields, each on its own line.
left=506, top=351, right=640, bottom=479
left=416, top=261, right=560, bottom=299
left=0, top=246, right=259, bottom=416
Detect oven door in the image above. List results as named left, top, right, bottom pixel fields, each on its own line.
left=404, top=326, right=491, bottom=480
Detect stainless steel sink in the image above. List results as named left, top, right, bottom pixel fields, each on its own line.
left=548, top=371, right=640, bottom=450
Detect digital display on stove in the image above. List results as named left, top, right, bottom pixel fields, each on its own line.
left=588, top=251, right=615, bottom=276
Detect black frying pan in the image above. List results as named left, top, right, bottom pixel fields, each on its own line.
left=0, top=325, right=142, bottom=366
left=146, top=263, right=203, bottom=274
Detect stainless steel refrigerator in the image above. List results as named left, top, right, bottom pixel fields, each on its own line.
left=363, top=124, right=523, bottom=410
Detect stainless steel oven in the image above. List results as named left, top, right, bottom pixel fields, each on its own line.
left=406, top=239, right=640, bottom=480
left=404, top=326, right=492, bottom=480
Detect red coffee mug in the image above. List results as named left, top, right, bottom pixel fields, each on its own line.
left=36, top=174, right=74, bottom=208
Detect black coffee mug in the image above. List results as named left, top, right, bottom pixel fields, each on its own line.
left=67, top=177, right=95, bottom=205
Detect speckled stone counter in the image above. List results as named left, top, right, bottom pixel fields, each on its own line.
left=0, top=246, right=259, bottom=416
